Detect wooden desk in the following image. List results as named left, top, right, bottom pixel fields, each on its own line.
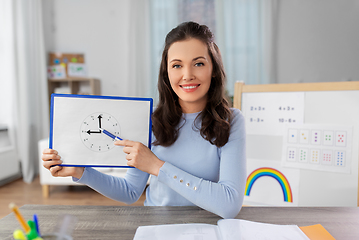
left=0, top=205, right=358, bottom=239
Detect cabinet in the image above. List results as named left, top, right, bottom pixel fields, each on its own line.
left=48, top=77, right=101, bottom=102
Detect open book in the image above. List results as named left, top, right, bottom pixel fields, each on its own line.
left=133, top=219, right=310, bottom=240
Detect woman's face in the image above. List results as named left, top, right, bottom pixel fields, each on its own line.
left=167, top=38, right=213, bottom=113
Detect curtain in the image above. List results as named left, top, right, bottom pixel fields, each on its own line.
left=149, top=0, right=277, bottom=97
left=149, top=0, right=179, bottom=104
left=216, top=0, right=278, bottom=96
left=0, top=1, right=16, bottom=131
left=0, top=0, right=20, bottom=182
left=127, top=0, right=152, bottom=98
left=1, top=0, right=49, bottom=183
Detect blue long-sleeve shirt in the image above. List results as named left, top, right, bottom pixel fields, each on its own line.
left=74, top=108, right=246, bottom=218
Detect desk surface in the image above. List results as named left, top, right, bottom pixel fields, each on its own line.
left=0, top=205, right=358, bottom=239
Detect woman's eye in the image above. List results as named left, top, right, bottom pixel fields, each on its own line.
left=195, top=62, right=204, bottom=67
left=172, top=64, right=181, bottom=69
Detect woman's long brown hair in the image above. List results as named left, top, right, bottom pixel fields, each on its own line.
left=152, top=21, right=231, bottom=148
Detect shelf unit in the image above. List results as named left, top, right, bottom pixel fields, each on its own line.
left=48, top=77, right=101, bottom=102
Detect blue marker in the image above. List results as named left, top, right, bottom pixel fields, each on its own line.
left=99, top=128, right=123, bottom=141
left=33, top=214, right=40, bottom=237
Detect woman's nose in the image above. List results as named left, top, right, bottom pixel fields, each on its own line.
left=182, top=67, right=195, bottom=81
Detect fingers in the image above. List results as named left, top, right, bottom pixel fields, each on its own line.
left=116, top=141, right=139, bottom=166
left=49, top=165, right=63, bottom=177
left=42, top=159, right=62, bottom=170
left=125, top=154, right=132, bottom=161
left=42, top=148, right=62, bottom=170
left=43, top=148, right=58, bottom=154
left=125, top=155, right=136, bottom=168
left=41, top=148, right=83, bottom=178
left=114, top=139, right=136, bottom=147
left=122, top=146, right=134, bottom=154
left=115, top=140, right=142, bottom=156
left=42, top=153, right=61, bottom=162
left=114, top=141, right=149, bottom=169
left=42, top=148, right=60, bottom=161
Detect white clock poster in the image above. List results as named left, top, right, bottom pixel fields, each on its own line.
left=50, top=94, right=153, bottom=167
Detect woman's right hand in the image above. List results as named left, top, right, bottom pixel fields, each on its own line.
left=42, top=148, right=84, bottom=179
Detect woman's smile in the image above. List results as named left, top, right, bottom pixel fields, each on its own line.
left=180, top=84, right=201, bottom=92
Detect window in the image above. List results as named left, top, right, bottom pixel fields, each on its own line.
left=177, top=0, right=216, bottom=38
left=150, top=0, right=274, bottom=100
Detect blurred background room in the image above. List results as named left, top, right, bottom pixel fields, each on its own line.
left=0, top=0, right=358, bottom=218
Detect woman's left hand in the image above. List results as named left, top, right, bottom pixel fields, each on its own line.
left=114, top=140, right=164, bottom=176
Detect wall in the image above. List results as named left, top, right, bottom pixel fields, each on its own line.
left=42, top=0, right=132, bottom=96
left=42, top=0, right=359, bottom=94
left=277, top=0, right=359, bottom=83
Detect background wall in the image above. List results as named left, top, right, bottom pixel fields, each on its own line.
left=42, top=0, right=132, bottom=96
left=42, top=0, right=359, bottom=97
left=277, top=0, right=359, bottom=83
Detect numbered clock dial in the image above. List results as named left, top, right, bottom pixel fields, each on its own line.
left=80, top=112, right=120, bottom=152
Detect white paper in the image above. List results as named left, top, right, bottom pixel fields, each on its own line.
left=133, top=224, right=220, bottom=240
left=218, top=219, right=309, bottom=240
left=242, top=92, right=305, bottom=136
left=133, top=220, right=309, bottom=240
left=67, top=63, right=87, bottom=77
left=48, top=65, right=66, bottom=79
left=51, top=95, right=152, bottom=167
left=282, top=124, right=353, bottom=173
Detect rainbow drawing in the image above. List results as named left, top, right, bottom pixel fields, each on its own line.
left=245, top=167, right=293, bottom=202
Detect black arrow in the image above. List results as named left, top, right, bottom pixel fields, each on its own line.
left=87, top=130, right=101, bottom=135
left=98, top=115, right=102, bottom=128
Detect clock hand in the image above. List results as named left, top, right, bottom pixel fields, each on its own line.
left=98, top=115, right=102, bottom=129
left=86, top=130, right=102, bottom=135
left=99, top=128, right=123, bottom=141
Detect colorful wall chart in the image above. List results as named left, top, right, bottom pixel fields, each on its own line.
left=241, top=88, right=359, bottom=207
left=282, top=124, right=353, bottom=174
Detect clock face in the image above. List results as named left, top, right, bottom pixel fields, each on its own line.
left=80, top=112, right=120, bottom=152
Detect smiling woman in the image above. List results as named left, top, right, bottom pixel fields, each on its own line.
left=42, top=22, right=247, bottom=219
left=153, top=22, right=230, bottom=148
